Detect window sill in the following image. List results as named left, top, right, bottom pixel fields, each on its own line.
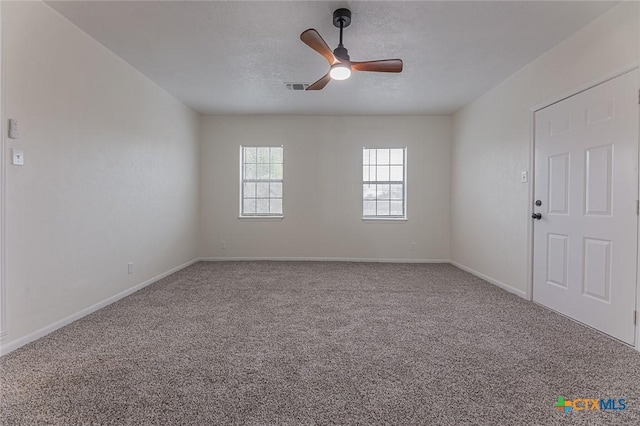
left=238, top=215, right=284, bottom=221
left=362, top=217, right=407, bottom=222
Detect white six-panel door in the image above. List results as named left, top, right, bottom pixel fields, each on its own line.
left=533, top=70, right=639, bottom=345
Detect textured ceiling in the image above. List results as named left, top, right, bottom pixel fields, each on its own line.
left=46, top=1, right=617, bottom=115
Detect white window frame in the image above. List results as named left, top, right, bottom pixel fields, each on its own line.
left=362, top=147, right=407, bottom=221
left=239, top=145, right=284, bottom=218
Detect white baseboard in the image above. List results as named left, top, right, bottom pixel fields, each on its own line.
left=199, top=257, right=450, bottom=263
left=449, top=260, right=527, bottom=299
left=0, top=258, right=199, bottom=357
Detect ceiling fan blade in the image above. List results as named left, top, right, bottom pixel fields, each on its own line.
left=300, top=29, right=337, bottom=65
left=351, top=59, right=403, bottom=73
left=306, top=73, right=332, bottom=90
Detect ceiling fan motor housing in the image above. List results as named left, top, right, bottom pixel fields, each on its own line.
left=333, top=46, right=350, bottom=62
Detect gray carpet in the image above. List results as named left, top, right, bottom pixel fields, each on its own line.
left=1, top=261, right=639, bottom=425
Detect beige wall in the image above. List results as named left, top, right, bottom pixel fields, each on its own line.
left=200, top=115, right=452, bottom=261
left=451, top=2, right=640, bottom=295
left=1, top=1, right=200, bottom=351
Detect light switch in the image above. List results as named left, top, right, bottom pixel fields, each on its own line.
left=521, top=171, right=528, bottom=183
left=8, top=119, right=19, bottom=139
left=12, top=149, right=24, bottom=166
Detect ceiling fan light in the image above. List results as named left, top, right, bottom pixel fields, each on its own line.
left=330, top=63, right=351, bottom=80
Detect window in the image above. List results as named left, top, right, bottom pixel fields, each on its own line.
left=362, top=147, right=406, bottom=219
left=240, top=146, right=283, bottom=216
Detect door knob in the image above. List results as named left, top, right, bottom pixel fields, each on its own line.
left=531, top=213, right=542, bottom=220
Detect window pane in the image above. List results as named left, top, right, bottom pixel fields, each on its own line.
left=270, top=147, right=283, bottom=163
left=377, top=200, right=390, bottom=215
left=256, top=182, right=269, bottom=197
left=363, top=200, right=376, bottom=216
left=243, top=199, right=256, bottom=214
left=270, top=182, right=282, bottom=198
left=244, top=164, right=256, bottom=180
left=270, top=199, right=282, bottom=214
left=377, top=165, right=389, bottom=181
left=363, top=184, right=376, bottom=200
left=257, top=164, right=270, bottom=179
left=270, top=163, right=283, bottom=179
left=244, top=147, right=257, bottom=163
left=369, top=149, right=376, bottom=165
left=257, top=147, right=270, bottom=163
left=390, top=166, right=403, bottom=181
left=390, top=201, right=404, bottom=216
left=390, top=149, right=403, bottom=165
left=256, top=198, right=269, bottom=214
left=377, top=149, right=390, bottom=165
left=377, top=184, right=390, bottom=200
left=390, top=184, right=403, bottom=199
left=363, top=149, right=370, bottom=165
left=363, top=166, right=370, bottom=182
left=244, top=182, right=256, bottom=198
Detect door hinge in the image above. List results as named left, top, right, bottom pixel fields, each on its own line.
left=635, top=310, right=638, bottom=326
left=637, top=200, right=639, bottom=216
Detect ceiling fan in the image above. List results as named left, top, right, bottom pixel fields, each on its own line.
left=300, top=8, right=403, bottom=90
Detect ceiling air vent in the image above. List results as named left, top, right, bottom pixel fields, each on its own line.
left=285, top=83, right=310, bottom=91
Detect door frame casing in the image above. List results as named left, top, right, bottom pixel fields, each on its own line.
left=527, top=63, right=640, bottom=351
left=0, top=1, right=6, bottom=341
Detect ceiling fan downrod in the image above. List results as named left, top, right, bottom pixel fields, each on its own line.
left=332, top=8, right=351, bottom=62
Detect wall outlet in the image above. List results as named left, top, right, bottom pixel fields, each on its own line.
left=12, top=149, right=24, bottom=166
left=127, top=262, right=134, bottom=274
left=221, top=240, right=226, bottom=250
left=410, top=242, right=416, bottom=251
